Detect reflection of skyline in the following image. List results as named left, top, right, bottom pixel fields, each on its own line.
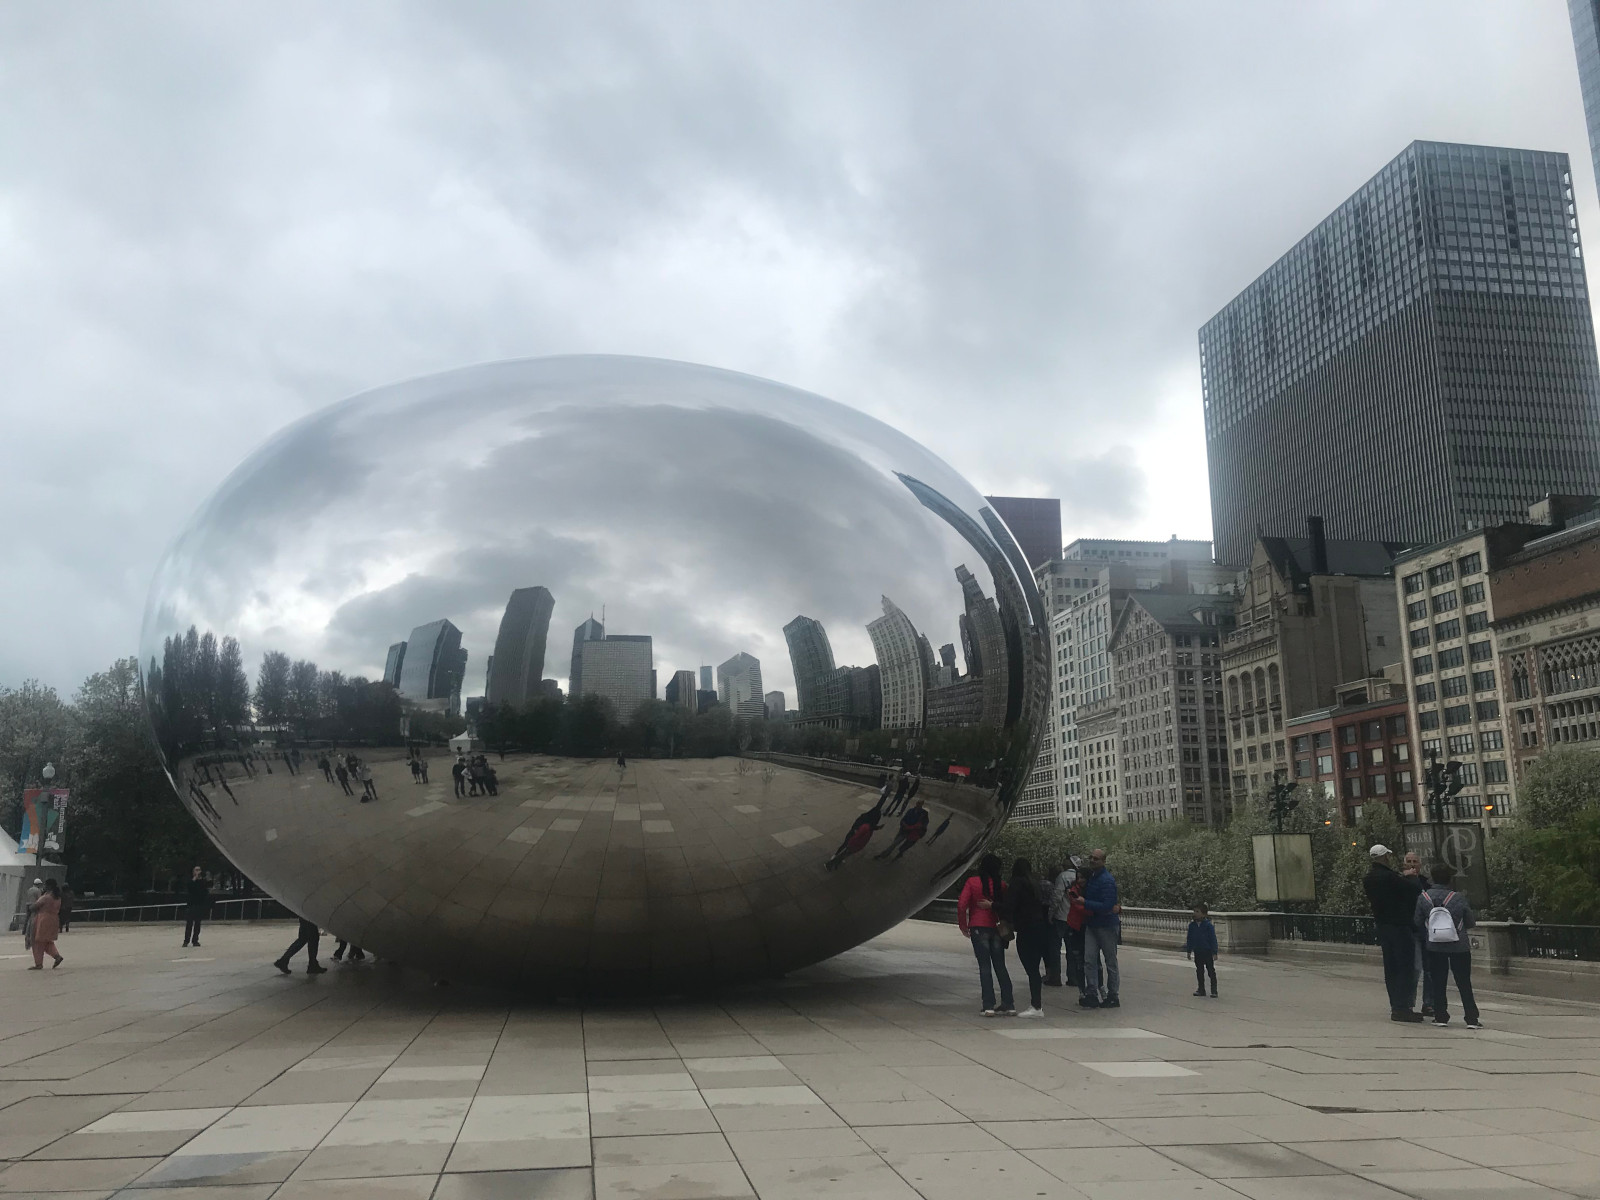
left=485, top=586, right=555, bottom=709
left=396, top=619, right=466, bottom=716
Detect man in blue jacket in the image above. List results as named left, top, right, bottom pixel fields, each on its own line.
left=1080, top=848, right=1121, bottom=1008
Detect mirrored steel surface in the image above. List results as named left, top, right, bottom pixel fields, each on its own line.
left=141, top=355, right=1047, bottom=993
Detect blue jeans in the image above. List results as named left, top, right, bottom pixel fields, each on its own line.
left=970, top=928, right=1014, bottom=1011
left=1084, top=921, right=1120, bottom=1000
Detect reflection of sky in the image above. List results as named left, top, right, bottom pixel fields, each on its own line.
left=142, top=356, right=1013, bottom=701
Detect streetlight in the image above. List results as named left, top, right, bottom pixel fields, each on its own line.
left=36, top=762, right=55, bottom=868
left=1267, top=770, right=1299, bottom=833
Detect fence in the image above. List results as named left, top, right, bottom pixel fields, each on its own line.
left=1269, top=912, right=1380, bottom=946
left=1507, top=922, right=1600, bottom=963
left=13, top=896, right=296, bottom=930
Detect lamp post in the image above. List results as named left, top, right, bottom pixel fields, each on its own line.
left=1421, top=750, right=1463, bottom=866
left=36, top=763, right=55, bottom=868
left=1267, top=770, right=1299, bottom=834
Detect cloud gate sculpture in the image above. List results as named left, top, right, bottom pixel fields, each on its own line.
left=141, top=355, right=1048, bottom=993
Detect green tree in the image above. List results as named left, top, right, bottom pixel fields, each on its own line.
left=0, top=679, right=78, bottom=836
left=253, top=650, right=291, bottom=727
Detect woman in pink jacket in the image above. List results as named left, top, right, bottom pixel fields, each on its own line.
left=27, top=880, right=63, bottom=970
left=956, top=853, right=1014, bottom=1015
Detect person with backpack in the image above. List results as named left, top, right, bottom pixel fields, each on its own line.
left=1413, top=863, right=1481, bottom=1029
left=1005, top=858, right=1052, bottom=1018
left=956, top=853, right=1015, bottom=1017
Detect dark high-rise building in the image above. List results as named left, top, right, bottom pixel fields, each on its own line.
left=955, top=564, right=1007, bottom=728
left=382, top=641, right=407, bottom=688
left=1200, top=140, right=1600, bottom=568
left=984, top=496, right=1062, bottom=570
left=486, top=586, right=555, bottom=709
left=1570, top=1, right=1600, bottom=190
left=569, top=616, right=604, bottom=697
left=397, top=619, right=466, bottom=712
left=699, top=665, right=713, bottom=692
left=782, top=615, right=837, bottom=715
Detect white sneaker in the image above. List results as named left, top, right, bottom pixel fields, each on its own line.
left=981, top=1008, right=996, bottom=1017
left=1017, top=1007, right=1044, bottom=1019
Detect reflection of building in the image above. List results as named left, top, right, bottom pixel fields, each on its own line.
left=1224, top=520, right=1407, bottom=812
left=383, top=642, right=407, bottom=688
left=926, top=677, right=983, bottom=727
left=985, top=495, right=1062, bottom=570
left=666, top=669, right=698, bottom=711
left=868, top=596, right=926, bottom=730
left=398, top=619, right=467, bottom=714
left=1110, top=592, right=1236, bottom=825
left=956, top=565, right=1006, bottom=728
left=717, top=653, right=765, bottom=721
left=1036, top=538, right=1216, bottom=619
left=569, top=617, right=605, bottom=698
left=783, top=616, right=836, bottom=714
left=764, top=690, right=786, bottom=720
left=1201, top=140, right=1600, bottom=568
left=486, top=586, right=555, bottom=709
left=574, top=632, right=653, bottom=720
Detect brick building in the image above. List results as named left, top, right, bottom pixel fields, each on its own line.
left=1286, top=677, right=1415, bottom=825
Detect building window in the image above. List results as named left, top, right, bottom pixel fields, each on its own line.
left=1483, top=759, right=1509, bottom=783
left=1396, top=770, right=1414, bottom=794
left=1448, top=733, right=1475, bottom=754
left=1440, top=675, right=1469, bottom=699
left=1421, top=738, right=1442, bottom=758
left=1475, top=699, right=1500, bottom=721
left=1444, top=705, right=1471, bottom=726
left=1313, top=731, right=1332, bottom=749
left=1295, top=758, right=1311, bottom=778
left=1431, top=592, right=1458, bottom=615
left=1343, top=776, right=1362, bottom=799
left=1435, top=618, right=1461, bottom=642
left=1340, top=725, right=1358, bottom=745
left=1393, top=742, right=1410, bottom=762
left=1469, top=640, right=1493, bottom=663
left=1409, top=628, right=1432, bottom=649
left=1458, top=551, right=1482, bottom=576
left=1370, top=746, right=1385, bottom=765
left=1456, top=761, right=1479, bottom=785
left=1462, top=582, right=1485, bottom=605
left=1407, top=600, right=1428, bottom=622
left=1388, top=714, right=1409, bottom=737
left=1316, top=754, right=1334, bottom=775
left=1428, top=563, right=1456, bottom=586
left=1403, top=572, right=1425, bottom=594
left=1466, top=611, right=1489, bottom=633
left=1480, top=729, right=1504, bottom=750
left=1438, top=647, right=1465, bottom=670
left=1369, top=773, right=1388, bottom=795
left=1419, top=711, right=1440, bottom=731
left=1292, top=735, right=1310, bottom=753
left=1471, top=670, right=1496, bottom=693
left=1343, top=750, right=1360, bottom=770
left=1415, top=682, right=1437, bottom=702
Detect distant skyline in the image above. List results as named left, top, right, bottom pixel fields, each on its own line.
left=4, top=2, right=1595, bottom=691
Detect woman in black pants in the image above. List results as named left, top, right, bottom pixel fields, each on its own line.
left=1007, top=858, right=1052, bottom=1018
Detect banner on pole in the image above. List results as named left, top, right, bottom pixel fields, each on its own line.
left=19, top=788, right=69, bottom=856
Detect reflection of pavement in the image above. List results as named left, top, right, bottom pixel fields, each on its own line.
left=176, top=754, right=994, bottom=991
left=9, top=920, right=1597, bottom=1199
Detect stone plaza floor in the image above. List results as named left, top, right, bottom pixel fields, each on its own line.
left=0, top=921, right=1597, bottom=1200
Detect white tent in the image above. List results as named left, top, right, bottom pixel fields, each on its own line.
left=0, top=838, right=63, bottom=931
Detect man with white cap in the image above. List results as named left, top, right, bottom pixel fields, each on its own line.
left=1363, top=845, right=1425, bottom=1022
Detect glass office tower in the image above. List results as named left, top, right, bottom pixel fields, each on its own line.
left=1570, top=1, right=1600, bottom=189
left=1200, top=141, right=1600, bottom=567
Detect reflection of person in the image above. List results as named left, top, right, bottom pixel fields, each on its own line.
left=334, top=762, right=354, bottom=796
left=874, top=800, right=929, bottom=860
left=27, top=880, right=63, bottom=970
left=318, top=755, right=333, bottom=783
left=1364, top=844, right=1425, bottom=1023
left=183, top=866, right=210, bottom=948
left=274, top=918, right=326, bottom=975
left=357, top=763, right=377, bottom=802
left=825, top=800, right=885, bottom=871
left=928, top=814, right=952, bottom=843
left=885, top=772, right=911, bottom=816
left=956, top=854, right=1013, bottom=1016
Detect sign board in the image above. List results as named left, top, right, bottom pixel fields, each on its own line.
left=1253, top=833, right=1316, bottom=902
left=1401, top=822, right=1490, bottom=911
left=947, top=764, right=970, bottom=777
left=19, top=788, right=69, bottom=856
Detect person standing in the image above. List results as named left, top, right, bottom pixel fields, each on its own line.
left=26, top=881, right=62, bottom=969
left=1006, top=858, right=1052, bottom=1018
left=1044, top=861, right=1073, bottom=988
left=452, top=757, right=467, bottom=798
left=183, top=866, right=211, bottom=947
left=1080, top=848, right=1121, bottom=1009
left=1056, top=859, right=1087, bottom=993
left=334, top=761, right=354, bottom=796
left=357, top=762, right=377, bottom=802
left=22, top=878, right=41, bottom=949
left=1414, top=863, right=1481, bottom=1028
left=885, top=772, right=912, bottom=816
left=318, top=754, right=334, bottom=783
left=1186, top=904, right=1219, bottom=997
left=409, top=758, right=422, bottom=784
left=274, top=917, right=327, bottom=975
left=418, top=757, right=430, bottom=784
left=1363, top=845, right=1425, bottom=1022
left=956, top=853, right=1014, bottom=1017
left=1401, top=851, right=1434, bottom=1016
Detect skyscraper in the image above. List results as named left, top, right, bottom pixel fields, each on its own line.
left=486, top=586, right=555, bottom=709
left=569, top=616, right=604, bottom=697
left=717, top=652, right=765, bottom=721
left=1570, top=1, right=1600, bottom=190
left=574, top=633, right=653, bottom=720
left=665, top=668, right=698, bottom=711
left=382, top=641, right=407, bottom=688
left=397, top=619, right=466, bottom=713
left=1200, top=141, right=1600, bottom=567
left=984, top=496, right=1062, bottom=570
left=699, top=665, right=713, bottom=692
left=867, top=596, right=927, bottom=730
left=764, top=690, right=786, bottom=720
left=782, top=615, right=836, bottom=715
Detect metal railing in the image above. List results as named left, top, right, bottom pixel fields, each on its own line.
left=1268, top=912, right=1380, bottom=945
left=1508, top=923, right=1600, bottom=962
left=13, top=897, right=295, bottom=930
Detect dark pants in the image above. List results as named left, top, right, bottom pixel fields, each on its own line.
left=970, top=927, right=1014, bottom=1012
left=183, top=909, right=204, bottom=945
left=338, top=777, right=353, bottom=795
left=1425, top=951, right=1479, bottom=1024
left=1376, top=924, right=1415, bottom=1014
left=279, top=919, right=321, bottom=968
left=454, top=777, right=466, bottom=797
left=1194, top=952, right=1217, bottom=994
left=1016, top=926, right=1048, bottom=1010
left=1045, top=920, right=1063, bottom=984
left=1063, top=924, right=1085, bottom=990
left=1412, top=937, right=1437, bottom=1010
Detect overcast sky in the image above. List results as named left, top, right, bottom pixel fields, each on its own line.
left=3, top=1, right=1592, bottom=693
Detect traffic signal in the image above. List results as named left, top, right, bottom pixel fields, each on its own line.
left=1445, top=760, right=1465, bottom=797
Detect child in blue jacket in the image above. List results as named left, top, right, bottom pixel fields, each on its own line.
left=1185, top=903, right=1218, bottom=997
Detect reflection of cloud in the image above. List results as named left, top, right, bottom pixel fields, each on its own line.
left=143, top=358, right=993, bottom=704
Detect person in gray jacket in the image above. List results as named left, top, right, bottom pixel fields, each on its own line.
left=1412, top=863, right=1481, bottom=1029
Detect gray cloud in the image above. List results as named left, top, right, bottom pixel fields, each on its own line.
left=3, top=0, right=1592, bottom=690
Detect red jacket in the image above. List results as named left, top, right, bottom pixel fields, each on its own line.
left=1065, top=878, right=1086, bottom=932
left=957, top=875, right=1006, bottom=934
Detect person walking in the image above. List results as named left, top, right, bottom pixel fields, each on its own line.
left=1401, top=851, right=1435, bottom=1016
left=1007, top=858, right=1052, bottom=1018
left=334, top=761, right=354, bottom=796
left=1364, top=844, right=1425, bottom=1022
left=409, top=758, right=422, bottom=784
left=1186, top=903, right=1219, bottom=997
left=318, top=754, right=334, bottom=783
left=957, top=853, right=1015, bottom=1016
left=873, top=799, right=929, bottom=860
left=1413, top=863, right=1481, bottom=1028
left=825, top=800, right=885, bottom=871
left=885, top=772, right=911, bottom=816
left=357, top=762, right=377, bottom=802
left=274, top=917, right=327, bottom=975
left=26, top=881, right=62, bottom=969
left=1080, top=848, right=1121, bottom=1009
left=183, top=866, right=211, bottom=948
left=331, top=939, right=366, bottom=962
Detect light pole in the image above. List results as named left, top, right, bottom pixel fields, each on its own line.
left=36, top=763, right=55, bottom=868
left=1422, top=750, right=1464, bottom=866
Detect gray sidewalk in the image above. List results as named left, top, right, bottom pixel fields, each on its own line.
left=0, top=919, right=1595, bottom=1199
